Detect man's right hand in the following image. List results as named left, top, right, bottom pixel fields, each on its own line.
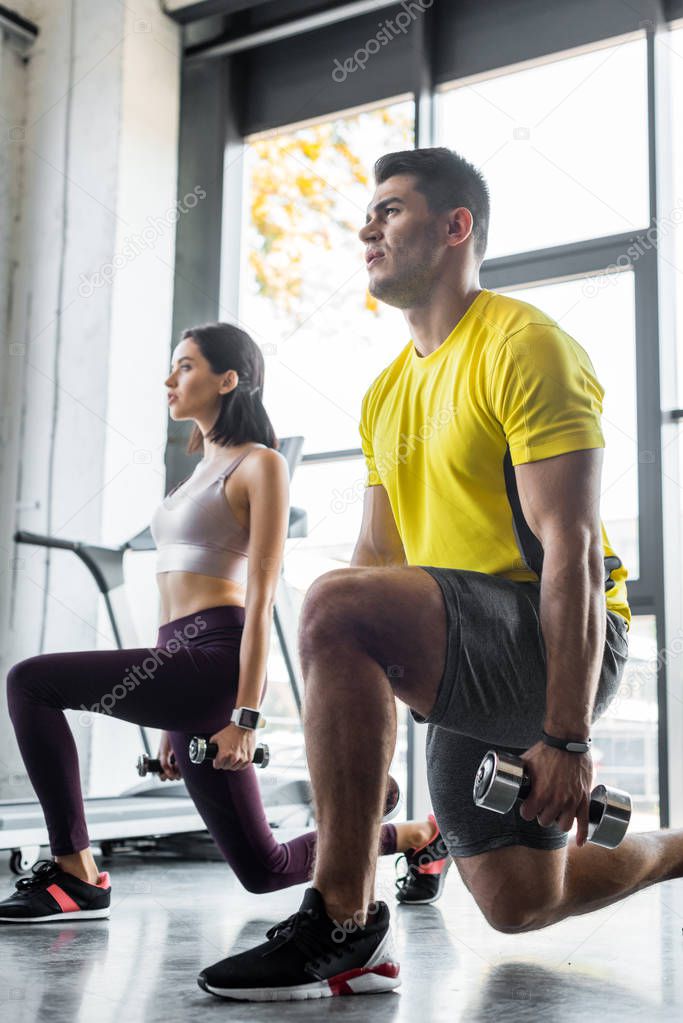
left=158, top=731, right=182, bottom=781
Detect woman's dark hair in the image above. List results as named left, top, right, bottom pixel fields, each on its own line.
left=181, top=322, right=279, bottom=455
left=373, top=147, right=490, bottom=263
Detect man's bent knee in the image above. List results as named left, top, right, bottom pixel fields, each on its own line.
left=298, top=570, right=366, bottom=664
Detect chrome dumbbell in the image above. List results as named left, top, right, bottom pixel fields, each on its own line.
left=473, top=749, right=632, bottom=849
left=188, top=736, right=270, bottom=768
left=136, top=754, right=171, bottom=777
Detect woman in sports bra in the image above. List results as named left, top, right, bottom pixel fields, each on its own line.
left=1, top=322, right=446, bottom=923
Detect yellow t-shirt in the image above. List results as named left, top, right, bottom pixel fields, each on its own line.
left=359, top=288, right=631, bottom=628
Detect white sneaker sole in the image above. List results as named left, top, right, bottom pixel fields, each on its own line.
left=199, top=929, right=401, bottom=1001
left=199, top=965, right=400, bottom=1001
left=0, top=907, right=110, bottom=923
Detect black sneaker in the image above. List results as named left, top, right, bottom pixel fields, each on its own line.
left=0, top=860, right=111, bottom=923
left=197, top=887, right=400, bottom=1001
left=395, top=814, right=451, bottom=905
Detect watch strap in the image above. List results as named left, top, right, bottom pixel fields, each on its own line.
left=542, top=730, right=591, bottom=754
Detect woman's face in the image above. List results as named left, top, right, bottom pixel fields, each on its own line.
left=164, top=337, right=236, bottom=421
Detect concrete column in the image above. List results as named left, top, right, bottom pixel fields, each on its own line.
left=0, top=0, right=181, bottom=800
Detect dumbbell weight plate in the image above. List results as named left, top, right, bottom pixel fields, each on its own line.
left=136, top=755, right=162, bottom=777
left=136, top=753, right=176, bottom=777
left=587, top=784, right=632, bottom=849
left=473, top=750, right=526, bottom=814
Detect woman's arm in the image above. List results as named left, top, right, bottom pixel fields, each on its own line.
left=210, top=448, right=290, bottom=771
left=235, top=448, right=291, bottom=709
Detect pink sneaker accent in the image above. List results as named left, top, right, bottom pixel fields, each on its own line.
left=416, top=858, right=447, bottom=875
left=46, top=884, right=80, bottom=914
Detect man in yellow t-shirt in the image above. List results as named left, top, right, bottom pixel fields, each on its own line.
left=207, top=150, right=676, bottom=1005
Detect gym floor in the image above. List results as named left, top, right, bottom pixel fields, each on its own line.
left=1, top=838, right=682, bottom=1022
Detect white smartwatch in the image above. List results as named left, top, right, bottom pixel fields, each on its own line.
left=231, top=706, right=266, bottom=731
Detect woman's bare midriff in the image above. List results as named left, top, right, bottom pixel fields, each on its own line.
left=156, top=449, right=253, bottom=625
left=156, top=571, right=246, bottom=625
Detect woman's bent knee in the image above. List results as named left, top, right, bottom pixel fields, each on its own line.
left=6, top=655, right=59, bottom=720
left=7, top=658, right=38, bottom=711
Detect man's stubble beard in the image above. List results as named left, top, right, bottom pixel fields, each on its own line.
left=368, top=224, right=442, bottom=310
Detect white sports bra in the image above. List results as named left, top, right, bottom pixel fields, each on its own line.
left=150, top=446, right=265, bottom=584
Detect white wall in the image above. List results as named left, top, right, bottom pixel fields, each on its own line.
left=0, top=0, right=181, bottom=800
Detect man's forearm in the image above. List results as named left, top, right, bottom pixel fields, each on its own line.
left=540, top=539, right=606, bottom=740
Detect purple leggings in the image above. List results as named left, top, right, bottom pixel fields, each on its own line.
left=6, top=604, right=397, bottom=892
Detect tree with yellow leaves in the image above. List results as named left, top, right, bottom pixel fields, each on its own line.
left=245, top=105, right=413, bottom=324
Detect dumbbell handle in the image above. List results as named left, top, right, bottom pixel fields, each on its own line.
left=516, top=770, right=532, bottom=802
left=509, top=767, right=611, bottom=824
left=136, top=754, right=175, bottom=777
left=189, top=736, right=269, bottom=768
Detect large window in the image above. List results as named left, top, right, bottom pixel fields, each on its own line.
left=240, top=99, right=416, bottom=803
left=501, top=272, right=640, bottom=579
left=438, top=33, right=659, bottom=829
left=501, top=272, right=657, bottom=829
left=169, top=9, right=683, bottom=826
left=671, top=25, right=683, bottom=599
left=437, top=36, right=649, bottom=259
left=593, top=616, right=659, bottom=829
left=240, top=98, right=414, bottom=453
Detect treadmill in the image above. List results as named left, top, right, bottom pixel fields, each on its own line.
left=1, top=437, right=313, bottom=874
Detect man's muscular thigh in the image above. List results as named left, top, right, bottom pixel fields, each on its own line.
left=298, top=566, right=447, bottom=718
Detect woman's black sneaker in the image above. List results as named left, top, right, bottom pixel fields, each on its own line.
left=0, top=860, right=111, bottom=923
left=197, top=887, right=400, bottom=1001
left=395, top=814, right=451, bottom=905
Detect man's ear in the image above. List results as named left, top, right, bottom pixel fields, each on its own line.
left=446, top=207, right=474, bottom=246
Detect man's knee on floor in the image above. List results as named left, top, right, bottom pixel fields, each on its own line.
left=458, top=849, right=564, bottom=934
left=480, top=893, right=555, bottom=934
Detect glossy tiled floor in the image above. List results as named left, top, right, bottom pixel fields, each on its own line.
left=1, top=837, right=682, bottom=1022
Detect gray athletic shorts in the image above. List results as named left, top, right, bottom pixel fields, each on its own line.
left=412, top=567, right=630, bottom=858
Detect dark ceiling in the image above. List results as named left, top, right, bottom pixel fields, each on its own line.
left=164, top=0, right=357, bottom=29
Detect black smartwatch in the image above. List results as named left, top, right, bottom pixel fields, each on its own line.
left=542, top=730, right=591, bottom=754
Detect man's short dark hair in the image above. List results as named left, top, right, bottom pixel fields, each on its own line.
left=373, top=147, right=490, bottom=263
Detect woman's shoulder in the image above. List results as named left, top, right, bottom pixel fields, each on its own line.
left=245, top=444, right=289, bottom=474
left=231, top=444, right=289, bottom=483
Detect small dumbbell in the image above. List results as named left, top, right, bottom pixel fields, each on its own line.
left=473, top=749, right=632, bottom=849
left=136, top=754, right=176, bottom=777
left=189, top=736, right=270, bottom=768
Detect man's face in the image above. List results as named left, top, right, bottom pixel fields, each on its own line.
left=359, top=174, right=444, bottom=309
